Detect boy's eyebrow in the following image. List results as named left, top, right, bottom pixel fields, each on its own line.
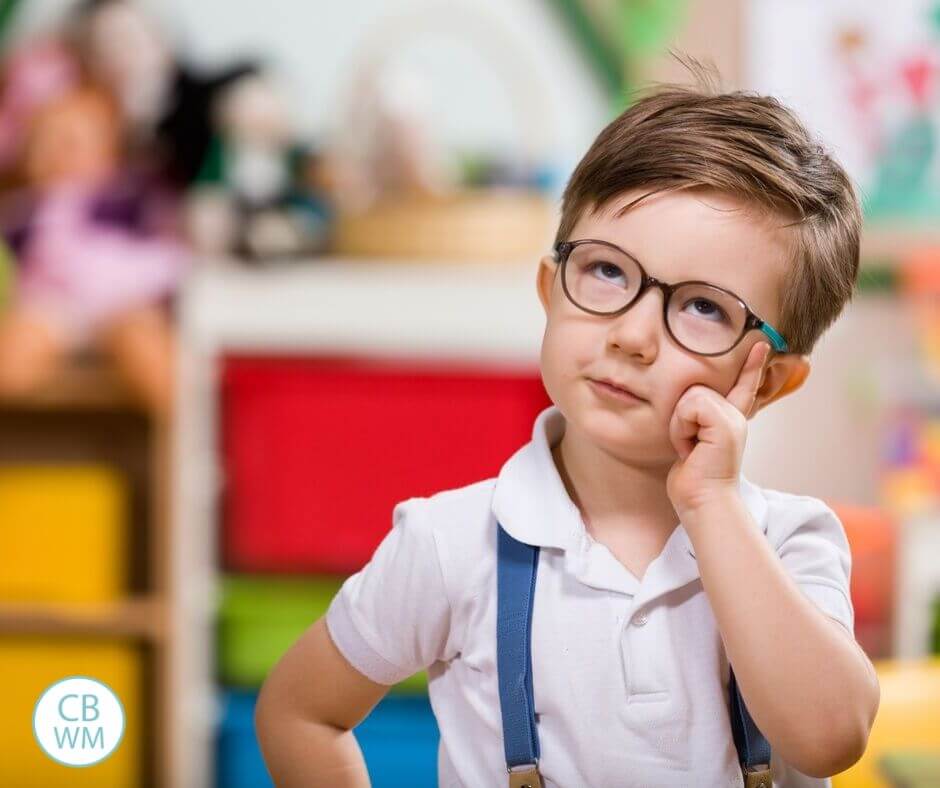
left=596, top=238, right=738, bottom=293
left=600, top=238, right=774, bottom=315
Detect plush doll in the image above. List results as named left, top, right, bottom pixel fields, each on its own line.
left=185, top=68, right=332, bottom=260
left=0, top=84, right=188, bottom=419
left=335, top=63, right=452, bottom=210
left=0, top=38, right=80, bottom=181
left=68, top=0, right=259, bottom=189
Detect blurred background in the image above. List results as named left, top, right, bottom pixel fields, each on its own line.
left=0, top=0, right=937, bottom=786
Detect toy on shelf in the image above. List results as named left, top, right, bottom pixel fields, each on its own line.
left=184, top=66, right=332, bottom=261
left=67, top=0, right=176, bottom=147
left=69, top=0, right=270, bottom=192
left=0, top=83, right=188, bottom=418
left=327, top=5, right=560, bottom=262
left=336, top=64, right=453, bottom=210
left=0, top=38, right=79, bottom=181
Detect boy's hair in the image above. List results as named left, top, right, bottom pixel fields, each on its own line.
left=556, top=52, right=861, bottom=356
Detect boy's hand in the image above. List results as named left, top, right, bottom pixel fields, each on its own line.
left=666, top=341, right=771, bottom=520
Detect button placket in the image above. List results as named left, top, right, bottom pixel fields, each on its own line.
left=623, top=604, right=668, bottom=699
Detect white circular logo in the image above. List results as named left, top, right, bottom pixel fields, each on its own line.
left=33, top=676, right=125, bottom=767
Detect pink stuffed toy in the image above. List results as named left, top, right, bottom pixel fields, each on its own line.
left=0, top=84, right=189, bottom=419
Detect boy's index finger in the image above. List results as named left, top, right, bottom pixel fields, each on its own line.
left=725, top=341, right=770, bottom=417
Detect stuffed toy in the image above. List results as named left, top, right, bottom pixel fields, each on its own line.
left=0, top=38, right=80, bottom=181
left=69, top=0, right=259, bottom=188
left=0, top=83, right=188, bottom=419
left=185, top=67, right=332, bottom=260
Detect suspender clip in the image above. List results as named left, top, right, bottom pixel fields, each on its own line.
left=742, top=763, right=773, bottom=788
left=508, top=761, right=544, bottom=788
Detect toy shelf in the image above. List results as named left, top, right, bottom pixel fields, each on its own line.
left=0, top=355, right=174, bottom=788
left=172, top=257, right=546, bottom=787
left=0, top=358, right=139, bottom=410
left=0, top=596, right=166, bottom=638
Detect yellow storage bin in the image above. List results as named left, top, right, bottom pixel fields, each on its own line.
left=833, top=657, right=940, bottom=787
left=0, top=466, right=128, bottom=603
left=0, top=636, right=144, bottom=787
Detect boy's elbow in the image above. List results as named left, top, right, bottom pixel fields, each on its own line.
left=254, top=673, right=302, bottom=747
left=794, top=733, right=865, bottom=778
left=793, top=677, right=880, bottom=778
left=796, top=733, right=867, bottom=778
left=254, top=680, right=279, bottom=746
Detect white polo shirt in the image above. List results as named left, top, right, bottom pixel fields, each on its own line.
left=325, top=404, right=854, bottom=787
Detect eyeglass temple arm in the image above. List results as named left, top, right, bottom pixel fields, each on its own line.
left=759, top=322, right=789, bottom=353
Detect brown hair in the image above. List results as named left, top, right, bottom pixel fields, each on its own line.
left=555, top=52, right=862, bottom=356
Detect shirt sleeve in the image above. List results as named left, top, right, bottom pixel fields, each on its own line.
left=771, top=496, right=855, bottom=635
left=324, top=496, right=453, bottom=685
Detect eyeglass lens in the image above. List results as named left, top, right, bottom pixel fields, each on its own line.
left=563, top=242, right=749, bottom=355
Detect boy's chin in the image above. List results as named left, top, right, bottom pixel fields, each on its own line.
left=574, top=404, right=674, bottom=463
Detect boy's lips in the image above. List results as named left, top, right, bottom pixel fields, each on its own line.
left=589, top=377, right=647, bottom=402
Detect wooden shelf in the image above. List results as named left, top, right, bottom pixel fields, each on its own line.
left=0, top=375, right=172, bottom=786
left=0, top=354, right=139, bottom=412
left=0, top=596, right=166, bottom=639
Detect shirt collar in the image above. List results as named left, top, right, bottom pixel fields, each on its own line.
left=491, top=404, right=585, bottom=551
left=491, top=403, right=769, bottom=560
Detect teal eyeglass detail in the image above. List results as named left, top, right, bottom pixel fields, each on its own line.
left=759, top=322, right=788, bottom=353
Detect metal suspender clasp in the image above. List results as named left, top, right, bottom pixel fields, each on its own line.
left=742, top=763, right=773, bottom=788
left=508, top=761, right=544, bottom=788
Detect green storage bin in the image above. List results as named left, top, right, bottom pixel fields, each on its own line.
left=217, top=575, right=429, bottom=694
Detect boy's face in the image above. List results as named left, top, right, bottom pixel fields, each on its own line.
left=536, top=186, right=810, bottom=470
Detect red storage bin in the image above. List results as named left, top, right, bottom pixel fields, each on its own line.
left=221, top=355, right=551, bottom=573
left=829, top=502, right=896, bottom=659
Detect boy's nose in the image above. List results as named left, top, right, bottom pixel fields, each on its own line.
left=605, top=286, right=663, bottom=358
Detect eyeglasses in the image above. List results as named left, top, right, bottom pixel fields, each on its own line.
left=553, top=239, right=789, bottom=357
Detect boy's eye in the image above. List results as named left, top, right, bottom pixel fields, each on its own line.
left=682, top=297, right=728, bottom=322
left=588, top=261, right=627, bottom=286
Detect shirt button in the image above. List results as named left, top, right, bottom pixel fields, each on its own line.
left=633, top=612, right=648, bottom=627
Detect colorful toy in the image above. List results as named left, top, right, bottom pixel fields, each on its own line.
left=69, top=0, right=263, bottom=189
left=0, top=38, right=79, bottom=180
left=185, top=67, right=332, bottom=260
left=0, top=83, right=188, bottom=418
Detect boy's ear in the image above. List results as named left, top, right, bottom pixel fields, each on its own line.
left=536, top=255, right=558, bottom=314
left=751, top=353, right=811, bottom=417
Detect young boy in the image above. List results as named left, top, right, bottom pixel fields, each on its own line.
left=255, top=62, right=880, bottom=787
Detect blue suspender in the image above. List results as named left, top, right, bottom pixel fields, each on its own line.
left=496, top=520, right=542, bottom=770
left=495, top=522, right=774, bottom=788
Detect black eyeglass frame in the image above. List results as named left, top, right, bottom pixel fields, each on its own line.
left=553, top=238, right=790, bottom=358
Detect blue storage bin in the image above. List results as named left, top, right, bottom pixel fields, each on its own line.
left=216, top=689, right=439, bottom=788
left=355, top=694, right=440, bottom=787
left=216, top=690, right=271, bottom=788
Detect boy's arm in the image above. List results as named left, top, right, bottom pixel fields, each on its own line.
left=683, top=491, right=880, bottom=779
left=255, top=615, right=391, bottom=787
